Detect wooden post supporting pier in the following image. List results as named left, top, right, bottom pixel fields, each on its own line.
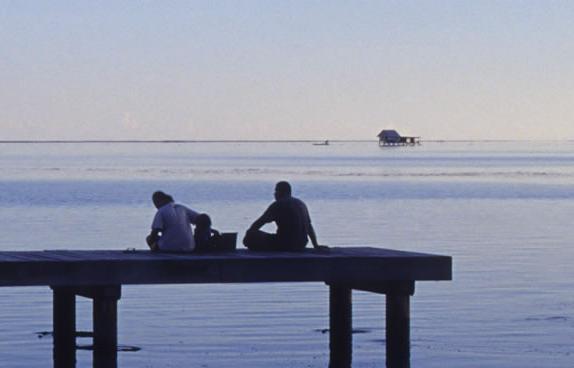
left=90, top=286, right=121, bottom=368
left=51, top=285, right=121, bottom=368
left=52, top=287, right=76, bottom=368
left=386, top=293, right=410, bottom=368
left=329, top=285, right=352, bottom=368
left=338, top=281, right=414, bottom=368
left=385, top=281, right=414, bottom=368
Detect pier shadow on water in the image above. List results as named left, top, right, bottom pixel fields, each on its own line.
left=38, top=328, right=360, bottom=368
left=37, top=331, right=140, bottom=368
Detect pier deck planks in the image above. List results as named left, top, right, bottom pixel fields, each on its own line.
left=0, top=247, right=451, bottom=287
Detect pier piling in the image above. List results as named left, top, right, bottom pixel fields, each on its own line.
left=52, top=287, right=76, bottom=368
left=329, top=285, right=352, bottom=368
left=386, top=293, right=411, bottom=368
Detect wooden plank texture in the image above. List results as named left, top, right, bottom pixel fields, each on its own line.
left=0, top=247, right=452, bottom=287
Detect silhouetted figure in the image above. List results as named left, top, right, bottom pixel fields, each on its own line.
left=194, top=213, right=220, bottom=252
left=243, top=181, right=326, bottom=251
left=146, top=191, right=199, bottom=252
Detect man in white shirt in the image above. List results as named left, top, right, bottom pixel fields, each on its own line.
left=146, top=191, right=199, bottom=252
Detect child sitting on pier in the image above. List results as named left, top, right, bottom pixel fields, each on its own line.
left=193, top=213, right=220, bottom=252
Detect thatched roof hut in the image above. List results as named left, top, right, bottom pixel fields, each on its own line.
left=377, top=130, right=402, bottom=144
left=377, top=129, right=420, bottom=146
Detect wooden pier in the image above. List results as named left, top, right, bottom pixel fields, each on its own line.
left=0, top=247, right=451, bottom=368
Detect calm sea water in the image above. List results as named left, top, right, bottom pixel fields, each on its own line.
left=0, top=141, right=573, bottom=367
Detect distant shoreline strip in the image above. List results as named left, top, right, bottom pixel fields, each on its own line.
left=0, top=139, right=344, bottom=144
left=0, top=139, right=568, bottom=144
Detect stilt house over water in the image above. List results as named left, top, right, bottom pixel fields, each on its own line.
left=377, top=129, right=420, bottom=146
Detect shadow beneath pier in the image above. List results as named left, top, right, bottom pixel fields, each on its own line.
left=53, top=345, right=135, bottom=368
left=38, top=330, right=140, bottom=368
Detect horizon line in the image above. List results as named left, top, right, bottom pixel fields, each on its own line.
left=0, top=138, right=573, bottom=144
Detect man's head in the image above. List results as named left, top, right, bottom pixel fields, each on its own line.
left=274, top=181, right=292, bottom=200
left=152, top=191, right=174, bottom=209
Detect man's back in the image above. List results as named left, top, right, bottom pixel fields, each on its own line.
left=152, top=203, right=198, bottom=251
left=269, top=196, right=310, bottom=249
left=244, top=181, right=322, bottom=251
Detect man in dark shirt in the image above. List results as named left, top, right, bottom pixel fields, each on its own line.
left=243, top=181, right=324, bottom=251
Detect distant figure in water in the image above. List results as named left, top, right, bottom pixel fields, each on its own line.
left=243, top=181, right=326, bottom=251
left=146, top=191, right=200, bottom=252
left=313, top=140, right=329, bottom=146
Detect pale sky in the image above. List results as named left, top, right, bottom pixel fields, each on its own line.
left=1, top=1, right=573, bottom=141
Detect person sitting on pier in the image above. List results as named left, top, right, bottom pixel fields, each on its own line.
left=243, top=181, right=326, bottom=251
left=146, top=191, right=200, bottom=252
left=194, top=213, right=220, bottom=252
